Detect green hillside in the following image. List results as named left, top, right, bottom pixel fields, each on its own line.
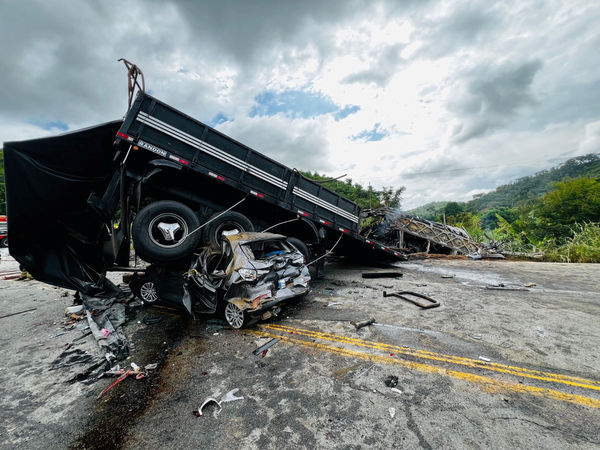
left=467, top=153, right=600, bottom=212
left=409, top=153, right=600, bottom=220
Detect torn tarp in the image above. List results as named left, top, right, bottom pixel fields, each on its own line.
left=3, top=121, right=124, bottom=296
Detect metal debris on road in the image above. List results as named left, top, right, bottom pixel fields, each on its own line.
left=351, top=318, right=376, bottom=330
left=221, top=388, right=244, bottom=403
left=195, top=398, right=222, bottom=417
left=361, top=272, right=403, bottom=279
left=383, top=291, right=440, bottom=309
left=485, top=285, right=529, bottom=291
left=384, top=375, right=399, bottom=387
left=252, top=338, right=280, bottom=356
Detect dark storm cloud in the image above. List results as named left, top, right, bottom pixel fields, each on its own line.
left=448, top=59, right=543, bottom=143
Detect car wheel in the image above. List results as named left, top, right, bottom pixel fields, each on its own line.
left=287, top=237, right=311, bottom=264
left=132, top=200, right=201, bottom=263
left=202, top=211, right=254, bottom=249
left=0, top=237, right=7, bottom=248
left=130, top=273, right=160, bottom=303
left=224, top=302, right=247, bottom=329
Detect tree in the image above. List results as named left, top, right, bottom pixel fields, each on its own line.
left=534, top=177, right=600, bottom=241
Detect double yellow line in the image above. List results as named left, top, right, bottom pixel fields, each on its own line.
left=249, top=323, right=600, bottom=409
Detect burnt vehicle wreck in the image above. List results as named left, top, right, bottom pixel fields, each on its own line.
left=182, top=232, right=310, bottom=328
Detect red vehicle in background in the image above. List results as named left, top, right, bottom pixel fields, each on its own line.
left=0, top=216, right=7, bottom=247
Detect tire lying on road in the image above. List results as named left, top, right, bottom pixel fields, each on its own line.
left=202, top=211, right=254, bottom=249
left=132, top=200, right=202, bottom=263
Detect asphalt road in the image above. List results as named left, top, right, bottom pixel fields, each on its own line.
left=1, top=252, right=599, bottom=449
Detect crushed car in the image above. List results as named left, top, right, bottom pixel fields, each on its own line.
left=130, top=232, right=311, bottom=328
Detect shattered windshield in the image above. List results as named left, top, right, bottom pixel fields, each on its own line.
left=241, top=239, right=293, bottom=260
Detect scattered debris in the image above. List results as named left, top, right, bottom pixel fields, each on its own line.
left=195, top=398, right=222, bottom=417
left=523, top=283, right=537, bottom=288
left=361, top=272, right=403, bottom=279
left=221, top=388, right=244, bottom=403
left=0, top=307, right=37, bottom=320
left=485, top=285, right=529, bottom=291
left=478, top=356, right=491, bottom=362
left=252, top=338, right=280, bottom=356
left=383, top=291, right=440, bottom=309
left=390, top=388, right=403, bottom=395
left=384, top=375, right=399, bottom=387
left=144, top=363, right=158, bottom=371
left=65, top=305, right=84, bottom=315
left=389, top=407, right=396, bottom=418
left=441, top=274, right=455, bottom=279
left=351, top=318, right=376, bottom=330
left=97, top=367, right=147, bottom=399
left=325, top=302, right=343, bottom=307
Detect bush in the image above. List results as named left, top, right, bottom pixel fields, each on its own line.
left=545, top=223, right=600, bottom=263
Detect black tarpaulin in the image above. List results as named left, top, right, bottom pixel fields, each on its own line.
left=4, top=121, right=123, bottom=295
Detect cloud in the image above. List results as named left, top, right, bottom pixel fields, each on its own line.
left=447, top=59, right=543, bottom=143
left=341, top=44, right=406, bottom=86
left=216, top=115, right=331, bottom=171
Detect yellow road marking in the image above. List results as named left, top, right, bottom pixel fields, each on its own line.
left=248, top=329, right=600, bottom=409
left=260, top=323, right=600, bottom=392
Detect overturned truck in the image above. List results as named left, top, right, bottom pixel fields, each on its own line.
left=4, top=90, right=404, bottom=308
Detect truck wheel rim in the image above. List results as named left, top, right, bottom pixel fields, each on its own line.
left=148, top=213, right=189, bottom=248
left=140, top=281, right=158, bottom=302
left=225, top=303, right=244, bottom=329
left=214, top=221, right=244, bottom=241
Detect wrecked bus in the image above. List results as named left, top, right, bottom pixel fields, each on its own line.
left=3, top=90, right=402, bottom=298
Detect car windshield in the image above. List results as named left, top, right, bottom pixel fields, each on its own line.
left=241, top=239, right=293, bottom=260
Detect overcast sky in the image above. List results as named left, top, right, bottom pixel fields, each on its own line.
left=1, top=0, right=599, bottom=209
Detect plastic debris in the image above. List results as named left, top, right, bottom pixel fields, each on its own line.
left=195, top=398, right=222, bottom=417
left=478, top=356, right=491, bottom=362
left=325, top=302, right=343, bottom=307
left=130, top=362, right=140, bottom=372
left=65, top=305, right=84, bottom=315
left=145, top=363, right=158, bottom=370
left=389, top=407, right=396, bottom=418
left=101, top=328, right=111, bottom=338
left=391, top=388, right=403, bottom=395
left=523, top=283, right=536, bottom=287
left=221, top=388, right=244, bottom=403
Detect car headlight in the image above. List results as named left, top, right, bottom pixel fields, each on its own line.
left=238, top=268, right=257, bottom=281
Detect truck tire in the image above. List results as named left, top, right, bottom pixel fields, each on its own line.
left=132, top=200, right=201, bottom=263
left=287, top=237, right=311, bottom=264
left=202, top=211, right=254, bottom=249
